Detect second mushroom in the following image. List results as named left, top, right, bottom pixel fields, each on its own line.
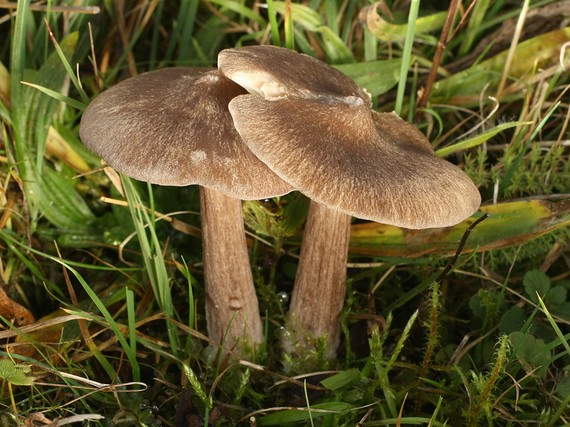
left=218, top=46, right=481, bottom=358
left=80, top=68, right=292, bottom=353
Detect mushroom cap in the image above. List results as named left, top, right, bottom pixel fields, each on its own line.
left=80, top=68, right=293, bottom=200
left=228, top=94, right=481, bottom=229
left=218, top=45, right=371, bottom=104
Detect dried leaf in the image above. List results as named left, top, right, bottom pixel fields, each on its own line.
left=350, top=198, right=570, bottom=257
left=0, top=287, right=34, bottom=326
left=11, top=309, right=70, bottom=360
left=45, top=126, right=90, bottom=172
left=0, top=60, right=9, bottom=104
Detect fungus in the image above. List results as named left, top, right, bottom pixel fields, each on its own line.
left=80, top=68, right=292, bottom=351
left=220, top=46, right=481, bottom=358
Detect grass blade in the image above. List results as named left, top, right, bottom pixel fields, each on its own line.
left=395, top=0, right=420, bottom=116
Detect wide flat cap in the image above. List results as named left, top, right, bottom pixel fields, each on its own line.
left=80, top=68, right=292, bottom=200
left=228, top=94, right=481, bottom=229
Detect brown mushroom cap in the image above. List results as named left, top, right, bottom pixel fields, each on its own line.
left=218, top=46, right=371, bottom=104
left=228, top=94, right=481, bottom=229
left=80, top=68, right=293, bottom=200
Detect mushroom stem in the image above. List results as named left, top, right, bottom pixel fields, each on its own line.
left=284, top=201, right=352, bottom=359
left=200, top=186, right=264, bottom=351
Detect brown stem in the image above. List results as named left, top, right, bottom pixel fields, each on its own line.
left=285, top=201, right=352, bottom=359
left=200, top=187, right=263, bottom=351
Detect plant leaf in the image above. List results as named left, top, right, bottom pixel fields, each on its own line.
left=0, top=359, right=35, bottom=386
left=431, top=28, right=570, bottom=106
left=350, top=198, right=570, bottom=257
left=320, top=369, right=360, bottom=390
left=523, top=270, right=551, bottom=303
left=259, top=402, right=353, bottom=426
left=33, top=167, right=95, bottom=230
left=509, top=331, right=552, bottom=378
left=435, top=121, right=531, bottom=157
left=335, top=59, right=402, bottom=97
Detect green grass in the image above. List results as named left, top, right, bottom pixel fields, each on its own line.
left=0, top=0, right=569, bottom=425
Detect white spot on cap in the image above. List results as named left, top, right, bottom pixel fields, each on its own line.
left=191, top=150, right=207, bottom=163
left=342, top=96, right=364, bottom=107
left=196, top=73, right=219, bottom=84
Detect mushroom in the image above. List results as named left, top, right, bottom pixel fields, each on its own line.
left=80, top=68, right=293, bottom=352
left=219, top=46, right=481, bottom=358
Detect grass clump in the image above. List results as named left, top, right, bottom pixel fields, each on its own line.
left=0, top=0, right=568, bottom=425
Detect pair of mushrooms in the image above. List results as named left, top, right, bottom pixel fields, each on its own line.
left=80, top=46, right=480, bottom=357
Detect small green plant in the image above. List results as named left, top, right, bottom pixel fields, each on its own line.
left=464, top=335, right=510, bottom=425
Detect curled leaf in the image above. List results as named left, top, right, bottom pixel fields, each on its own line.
left=360, top=1, right=446, bottom=43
